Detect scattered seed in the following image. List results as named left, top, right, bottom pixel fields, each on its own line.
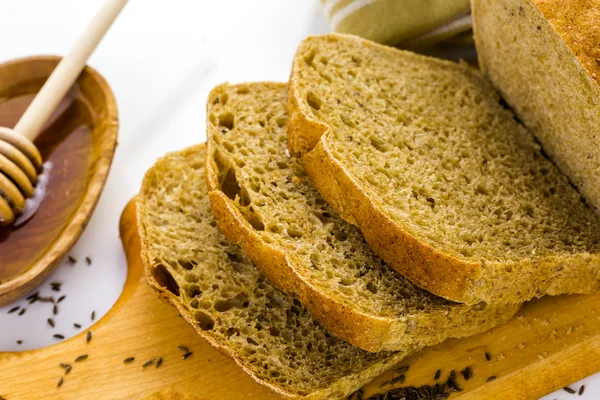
left=564, top=387, right=576, bottom=394
left=91, top=311, right=96, bottom=321
left=182, top=352, right=193, bottom=360
left=18, top=308, right=26, bottom=316
left=28, top=292, right=40, bottom=304
left=53, top=305, right=58, bottom=315
left=8, top=306, right=20, bottom=314
left=53, top=334, right=65, bottom=340
left=178, top=345, right=189, bottom=353
left=447, top=371, right=462, bottom=392
left=86, top=331, right=92, bottom=343
left=26, top=292, right=38, bottom=301
left=487, top=376, right=497, bottom=382
left=57, top=377, right=64, bottom=387
left=75, top=354, right=88, bottom=362
left=142, top=359, right=155, bottom=368
left=50, top=282, right=62, bottom=292
left=579, top=385, right=585, bottom=395
left=460, top=366, right=473, bottom=381
left=86, top=257, right=92, bottom=266
left=396, top=366, right=409, bottom=374
left=68, top=256, right=77, bottom=264
left=434, top=369, right=441, bottom=380
left=74, top=323, right=81, bottom=329
left=59, top=362, right=70, bottom=369
left=390, top=374, right=405, bottom=385
left=485, top=351, right=491, bottom=361
left=39, top=296, right=53, bottom=303
left=48, top=318, right=55, bottom=328
left=124, top=357, right=135, bottom=363
left=65, top=365, right=72, bottom=374
left=16, top=340, right=22, bottom=345
left=57, top=295, right=66, bottom=303
left=156, top=357, right=163, bottom=368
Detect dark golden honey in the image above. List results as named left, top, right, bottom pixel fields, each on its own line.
left=0, top=83, right=94, bottom=282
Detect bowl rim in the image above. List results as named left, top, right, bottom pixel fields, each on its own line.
left=0, top=55, right=119, bottom=305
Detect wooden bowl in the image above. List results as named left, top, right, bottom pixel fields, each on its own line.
left=0, top=56, right=118, bottom=305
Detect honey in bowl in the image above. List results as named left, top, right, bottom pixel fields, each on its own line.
left=0, top=81, right=95, bottom=283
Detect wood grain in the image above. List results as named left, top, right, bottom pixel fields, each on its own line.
left=1, top=199, right=599, bottom=399
left=0, top=56, right=118, bottom=305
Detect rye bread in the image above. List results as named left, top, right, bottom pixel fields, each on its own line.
left=205, top=82, right=519, bottom=352
left=137, top=144, right=411, bottom=400
left=286, top=33, right=600, bottom=305
left=473, top=0, right=600, bottom=213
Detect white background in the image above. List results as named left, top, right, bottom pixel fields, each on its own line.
left=0, top=1, right=595, bottom=399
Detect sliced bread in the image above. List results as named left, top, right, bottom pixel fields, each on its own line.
left=204, top=82, right=520, bottom=353
left=137, top=144, right=410, bottom=400
left=473, top=0, right=600, bottom=213
left=286, top=33, right=600, bottom=305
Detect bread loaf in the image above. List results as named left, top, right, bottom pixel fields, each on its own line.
left=473, top=0, right=600, bottom=213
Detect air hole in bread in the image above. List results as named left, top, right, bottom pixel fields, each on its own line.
left=243, top=208, right=265, bottom=231
left=369, top=136, right=390, bottom=153
left=306, top=91, right=322, bottom=111
left=214, top=292, right=250, bottom=312
left=225, top=251, right=244, bottom=263
left=268, top=326, right=280, bottom=337
left=195, top=310, right=215, bottom=331
left=180, top=260, right=196, bottom=271
left=366, top=281, right=378, bottom=294
left=332, top=227, right=349, bottom=242
left=287, top=228, right=303, bottom=239
left=151, top=264, right=180, bottom=296
left=220, top=93, right=229, bottom=106
left=313, top=211, right=331, bottom=224
left=186, top=284, right=201, bottom=298
left=304, top=48, right=316, bottom=66
left=218, top=112, right=234, bottom=130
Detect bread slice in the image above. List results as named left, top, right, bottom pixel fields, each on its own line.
left=286, top=33, right=600, bottom=305
left=137, top=144, right=411, bottom=400
left=205, top=82, right=519, bottom=353
left=472, top=0, right=600, bottom=213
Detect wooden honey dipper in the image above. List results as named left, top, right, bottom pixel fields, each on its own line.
left=0, top=0, right=127, bottom=227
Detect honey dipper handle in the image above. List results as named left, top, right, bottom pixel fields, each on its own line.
left=14, top=0, right=128, bottom=141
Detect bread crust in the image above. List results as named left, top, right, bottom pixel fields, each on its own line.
left=287, top=33, right=600, bottom=305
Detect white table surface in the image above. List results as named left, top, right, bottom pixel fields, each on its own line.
left=0, top=1, right=596, bottom=399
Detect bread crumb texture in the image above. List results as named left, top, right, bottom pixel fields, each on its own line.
left=205, top=82, right=519, bottom=352
left=288, top=33, right=600, bottom=304
left=137, top=145, right=407, bottom=400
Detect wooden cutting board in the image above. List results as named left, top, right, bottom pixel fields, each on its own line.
left=1, top=199, right=600, bottom=399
